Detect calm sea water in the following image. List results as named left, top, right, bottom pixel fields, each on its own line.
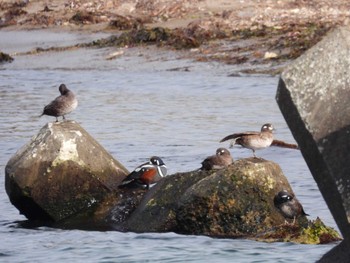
left=0, top=30, right=339, bottom=262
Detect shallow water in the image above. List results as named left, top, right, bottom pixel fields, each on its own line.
left=0, top=30, right=339, bottom=262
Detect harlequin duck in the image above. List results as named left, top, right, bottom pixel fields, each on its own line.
left=274, top=190, right=309, bottom=224
left=118, top=156, right=167, bottom=189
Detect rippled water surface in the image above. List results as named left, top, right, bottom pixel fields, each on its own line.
left=0, top=30, right=339, bottom=262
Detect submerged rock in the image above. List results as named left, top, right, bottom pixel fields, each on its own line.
left=5, top=121, right=128, bottom=221
left=277, top=26, right=350, bottom=258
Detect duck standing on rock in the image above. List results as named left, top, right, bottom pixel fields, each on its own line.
left=40, top=84, right=78, bottom=122
left=274, top=190, right=309, bottom=224
left=220, top=123, right=275, bottom=157
left=118, top=156, right=167, bottom=190
left=201, top=148, right=233, bottom=171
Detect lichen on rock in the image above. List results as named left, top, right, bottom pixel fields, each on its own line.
left=5, top=121, right=128, bottom=221
left=5, top=121, right=340, bottom=244
left=105, top=157, right=340, bottom=244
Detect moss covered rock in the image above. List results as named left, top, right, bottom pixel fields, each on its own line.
left=256, top=217, right=341, bottom=244
left=5, top=122, right=340, bottom=244
left=5, top=121, right=128, bottom=221
left=120, top=158, right=293, bottom=235
left=112, top=159, right=340, bottom=243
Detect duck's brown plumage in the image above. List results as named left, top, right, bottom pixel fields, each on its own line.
left=274, top=190, right=309, bottom=224
left=41, top=84, right=78, bottom=122
left=220, top=123, right=274, bottom=157
left=201, top=148, right=233, bottom=170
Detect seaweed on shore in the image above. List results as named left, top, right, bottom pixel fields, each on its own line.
left=0, top=52, right=14, bottom=64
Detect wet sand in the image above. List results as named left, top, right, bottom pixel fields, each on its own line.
left=1, top=0, right=349, bottom=74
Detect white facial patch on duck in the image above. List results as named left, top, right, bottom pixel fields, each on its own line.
left=151, top=157, right=162, bottom=166
left=281, top=194, right=292, bottom=201
left=263, top=124, right=273, bottom=131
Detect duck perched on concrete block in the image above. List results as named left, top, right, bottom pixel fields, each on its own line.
left=40, top=84, right=78, bottom=122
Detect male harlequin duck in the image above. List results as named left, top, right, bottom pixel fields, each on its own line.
left=118, top=156, right=167, bottom=189
left=274, top=190, right=309, bottom=224
left=201, top=148, right=233, bottom=171
left=220, top=123, right=274, bottom=157
left=40, top=84, right=78, bottom=122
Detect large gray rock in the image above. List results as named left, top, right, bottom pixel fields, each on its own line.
left=276, top=26, right=350, bottom=261
left=5, top=121, right=128, bottom=221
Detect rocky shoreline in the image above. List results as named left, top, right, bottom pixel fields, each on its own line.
left=1, top=0, right=349, bottom=74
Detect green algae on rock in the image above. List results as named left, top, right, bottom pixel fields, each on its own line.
left=4, top=121, right=340, bottom=244
left=110, top=158, right=339, bottom=244
left=118, top=159, right=296, bottom=235
left=302, top=218, right=342, bottom=244
left=5, top=121, right=128, bottom=222
left=174, top=159, right=293, bottom=237
left=256, top=218, right=341, bottom=244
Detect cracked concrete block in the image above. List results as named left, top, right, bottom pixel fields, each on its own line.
left=5, top=121, right=128, bottom=221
